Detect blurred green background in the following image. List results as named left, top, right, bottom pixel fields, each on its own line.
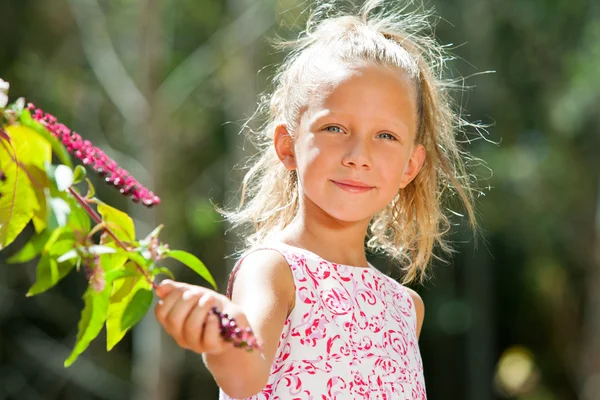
left=1, top=0, right=599, bottom=399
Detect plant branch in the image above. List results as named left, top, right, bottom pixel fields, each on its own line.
left=67, top=187, right=157, bottom=289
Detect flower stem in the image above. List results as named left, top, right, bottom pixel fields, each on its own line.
left=67, top=187, right=158, bottom=290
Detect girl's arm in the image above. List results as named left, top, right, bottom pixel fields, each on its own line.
left=204, top=249, right=295, bottom=397
left=405, top=287, right=425, bottom=339
left=155, top=250, right=295, bottom=398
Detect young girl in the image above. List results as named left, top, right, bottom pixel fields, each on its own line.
left=155, top=1, right=479, bottom=398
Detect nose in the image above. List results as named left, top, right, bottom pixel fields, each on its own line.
left=342, top=136, right=372, bottom=169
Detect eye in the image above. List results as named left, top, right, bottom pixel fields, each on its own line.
left=324, top=125, right=344, bottom=133
left=377, top=132, right=397, bottom=140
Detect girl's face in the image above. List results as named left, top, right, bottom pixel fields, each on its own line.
left=275, top=64, right=426, bottom=223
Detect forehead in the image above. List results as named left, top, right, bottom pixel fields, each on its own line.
left=302, top=63, right=419, bottom=134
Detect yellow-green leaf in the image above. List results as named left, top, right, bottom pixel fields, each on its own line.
left=67, top=198, right=90, bottom=235
left=96, top=202, right=135, bottom=243
left=64, top=286, right=111, bottom=367
left=3, top=124, right=52, bottom=236
left=73, top=165, right=86, bottom=184
left=126, top=251, right=151, bottom=269
left=100, top=249, right=129, bottom=273
left=105, top=268, right=138, bottom=283
left=0, top=128, right=39, bottom=249
left=7, top=124, right=52, bottom=170
left=28, top=165, right=49, bottom=233
left=150, top=266, right=174, bottom=279
left=164, top=250, right=216, bottom=289
left=106, top=278, right=152, bottom=351
left=27, top=250, right=77, bottom=296
left=109, top=269, right=138, bottom=304
left=6, top=229, right=52, bottom=264
left=121, top=289, right=153, bottom=331
left=84, top=178, right=95, bottom=198
left=43, top=226, right=75, bottom=253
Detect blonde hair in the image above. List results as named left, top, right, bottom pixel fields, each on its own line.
left=224, top=0, right=487, bottom=285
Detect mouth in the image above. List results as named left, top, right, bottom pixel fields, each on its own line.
left=331, top=180, right=375, bottom=194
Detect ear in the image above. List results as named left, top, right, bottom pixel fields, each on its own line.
left=399, top=144, right=426, bottom=189
left=273, top=123, right=297, bottom=170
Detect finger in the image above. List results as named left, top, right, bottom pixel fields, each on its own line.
left=182, top=294, right=216, bottom=347
left=164, top=289, right=203, bottom=340
left=201, top=310, right=224, bottom=354
left=155, top=279, right=190, bottom=299
left=156, top=279, right=205, bottom=299
left=155, top=287, right=184, bottom=324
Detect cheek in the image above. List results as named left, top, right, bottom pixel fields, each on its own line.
left=296, top=145, right=322, bottom=175
left=295, top=136, right=336, bottom=174
left=379, top=150, right=409, bottom=191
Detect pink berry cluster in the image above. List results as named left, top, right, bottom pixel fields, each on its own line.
left=26, top=103, right=160, bottom=207
left=211, top=306, right=262, bottom=352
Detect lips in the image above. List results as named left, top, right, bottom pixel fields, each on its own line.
left=331, top=180, right=375, bottom=193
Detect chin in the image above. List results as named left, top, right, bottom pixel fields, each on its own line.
left=322, top=205, right=375, bottom=224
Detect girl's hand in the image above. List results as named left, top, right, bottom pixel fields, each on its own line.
left=154, top=280, right=242, bottom=355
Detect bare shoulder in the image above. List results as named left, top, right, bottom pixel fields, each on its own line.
left=230, top=249, right=296, bottom=313
left=404, top=286, right=425, bottom=340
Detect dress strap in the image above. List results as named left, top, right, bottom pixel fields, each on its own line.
left=225, top=254, right=246, bottom=299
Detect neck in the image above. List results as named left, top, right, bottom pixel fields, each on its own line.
left=278, top=198, right=371, bottom=268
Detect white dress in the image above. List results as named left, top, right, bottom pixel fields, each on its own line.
left=219, top=241, right=426, bottom=399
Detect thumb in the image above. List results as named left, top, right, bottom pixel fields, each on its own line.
left=202, top=312, right=225, bottom=354
left=155, top=279, right=177, bottom=299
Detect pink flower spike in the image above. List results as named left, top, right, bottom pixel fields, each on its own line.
left=28, top=104, right=161, bottom=207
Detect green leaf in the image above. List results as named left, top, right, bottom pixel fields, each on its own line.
left=164, top=250, right=216, bottom=290
left=6, top=229, right=52, bottom=264
left=11, top=123, right=52, bottom=171
left=27, top=238, right=78, bottom=296
left=67, top=197, right=90, bottom=234
left=126, top=251, right=151, bottom=270
left=6, top=124, right=53, bottom=236
left=27, top=165, right=49, bottom=233
left=106, top=268, right=139, bottom=283
left=27, top=248, right=77, bottom=296
left=0, top=125, right=48, bottom=249
left=19, top=109, right=72, bottom=168
left=99, top=248, right=129, bottom=273
left=96, top=202, right=135, bottom=243
left=84, top=178, right=95, bottom=198
left=64, top=286, right=111, bottom=367
left=109, top=265, right=139, bottom=304
left=121, top=289, right=153, bottom=331
left=73, top=165, right=86, bottom=184
left=106, top=278, right=152, bottom=350
left=43, top=226, right=75, bottom=252
left=150, top=266, right=174, bottom=279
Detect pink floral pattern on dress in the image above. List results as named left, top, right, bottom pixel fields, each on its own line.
left=219, top=241, right=426, bottom=400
